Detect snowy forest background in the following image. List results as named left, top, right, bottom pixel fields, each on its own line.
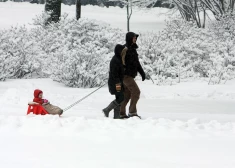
left=0, top=0, right=171, bottom=7
left=0, top=0, right=235, bottom=87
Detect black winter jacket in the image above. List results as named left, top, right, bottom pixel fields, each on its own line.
left=124, top=32, right=145, bottom=78
left=108, top=44, right=125, bottom=95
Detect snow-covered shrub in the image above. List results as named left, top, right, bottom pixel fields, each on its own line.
left=0, top=13, right=124, bottom=87
left=138, top=18, right=235, bottom=85
left=32, top=14, right=124, bottom=87
left=207, top=15, right=235, bottom=84
left=0, top=26, right=43, bottom=81
left=32, top=12, right=51, bottom=28
left=138, top=20, right=208, bottom=84
left=1, top=13, right=234, bottom=86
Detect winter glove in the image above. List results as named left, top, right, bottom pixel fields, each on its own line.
left=115, top=83, right=122, bottom=92
left=43, top=99, right=49, bottom=103
left=42, top=99, right=49, bottom=105
left=141, top=72, right=146, bottom=81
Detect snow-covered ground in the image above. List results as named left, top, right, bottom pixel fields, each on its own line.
left=1, top=2, right=235, bottom=168
left=0, top=78, right=235, bottom=168
left=0, top=1, right=169, bottom=32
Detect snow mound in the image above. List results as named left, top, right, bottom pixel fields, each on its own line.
left=141, top=80, right=235, bottom=100
left=0, top=115, right=234, bottom=138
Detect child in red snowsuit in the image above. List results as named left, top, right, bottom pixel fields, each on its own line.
left=33, top=89, right=63, bottom=115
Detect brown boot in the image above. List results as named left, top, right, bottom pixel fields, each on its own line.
left=128, top=113, right=141, bottom=119
left=119, top=114, right=129, bottom=119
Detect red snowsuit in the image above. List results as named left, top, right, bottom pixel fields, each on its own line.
left=33, top=89, right=44, bottom=104
left=33, top=89, right=63, bottom=115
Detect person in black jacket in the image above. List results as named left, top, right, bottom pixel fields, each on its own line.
left=119, top=32, right=146, bottom=119
left=102, top=44, right=125, bottom=119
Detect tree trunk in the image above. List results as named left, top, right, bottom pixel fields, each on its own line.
left=126, top=0, right=133, bottom=32
left=45, top=0, right=61, bottom=24
left=127, top=3, right=130, bottom=32
left=230, top=0, right=235, bottom=13
left=202, top=9, right=206, bottom=28
left=76, top=0, right=81, bottom=20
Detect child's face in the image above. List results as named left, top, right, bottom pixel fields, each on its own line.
left=38, top=93, right=43, bottom=99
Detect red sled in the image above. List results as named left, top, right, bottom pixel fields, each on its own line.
left=27, top=103, right=49, bottom=115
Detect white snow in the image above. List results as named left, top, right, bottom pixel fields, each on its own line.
left=0, top=1, right=169, bottom=33
left=0, top=2, right=235, bottom=168
left=0, top=78, right=235, bottom=168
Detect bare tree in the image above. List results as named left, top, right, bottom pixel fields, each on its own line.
left=76, top=0, right=81, bottom=20
left=109, top=0, right=158, bottom=31
left=126, top=0, right=132, bottom=31
left=169, top=0, right=206, bottom=28
left=168, top=0, right=235, bottom=27
left=200, top=0, right=235, bottom=19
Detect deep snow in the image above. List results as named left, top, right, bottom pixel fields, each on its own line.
left=1, top=78, right=235, bottom=121
left=0, top=2, right=235, bottom=168
left=0, top=79, right=235, bottom=168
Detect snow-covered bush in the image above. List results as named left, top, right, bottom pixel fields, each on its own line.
left=1, top=13, right=235, bottom=86
left=0, top=14, right=124, bottom=87
left=32, top=14, right=124, bottom=87
left=138, top=18, right=235, bottom=85
left=207, top=15, right=235, bottom=84
left=138, top=20, right=208, bottom=84
left=32, top=12, right=50, bottom=28
left=0, top=26, right=43, bottom=81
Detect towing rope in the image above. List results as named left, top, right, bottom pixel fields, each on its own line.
left=63, top=83, right=106, bottom=112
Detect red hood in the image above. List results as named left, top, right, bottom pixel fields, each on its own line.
left=34, top=89, right=43, bottom=98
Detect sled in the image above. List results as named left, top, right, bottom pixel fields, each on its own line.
left=27, top=102, right=49, bottom=115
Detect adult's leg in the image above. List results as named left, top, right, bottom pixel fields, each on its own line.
left=122, top=76, right=140, bottom=115
left=120, top=80, right=131, bottom=117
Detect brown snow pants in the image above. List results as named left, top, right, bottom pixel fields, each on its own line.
left=120, top=75, right=140, bottom=116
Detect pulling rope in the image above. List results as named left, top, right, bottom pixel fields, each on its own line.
left=62, top=65, right=154, bottom=112
left=63, top=83, right=107, bottom=112
left=148, top=73, right=155, bottom=84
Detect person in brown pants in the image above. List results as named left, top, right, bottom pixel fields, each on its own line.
left=119, top=32, right=146, bottom=119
